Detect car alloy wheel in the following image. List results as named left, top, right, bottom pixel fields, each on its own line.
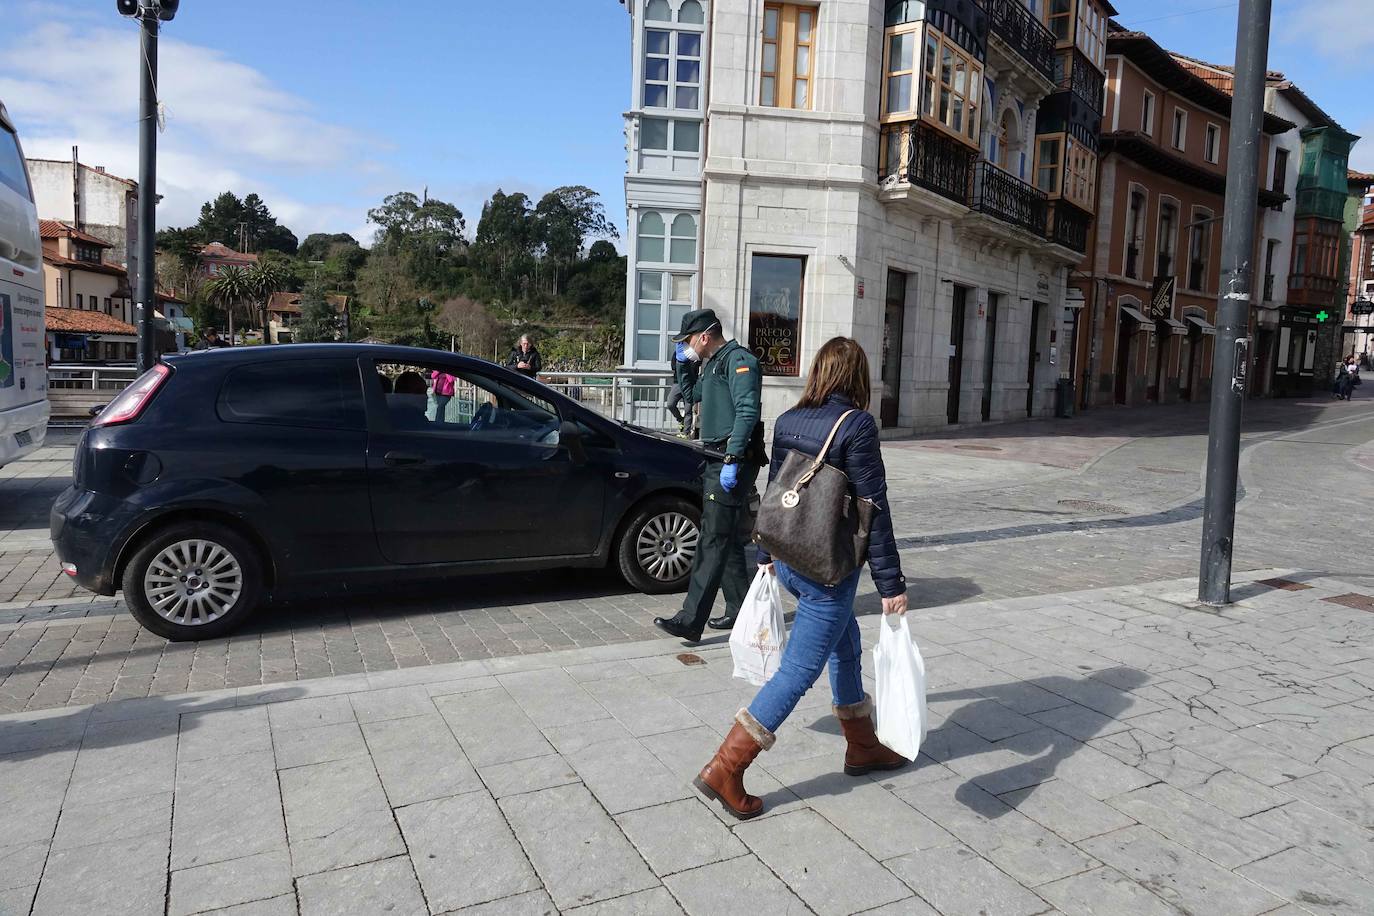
left=142, top=538, right=243, bottom=626
left=635, top=510, right=698, bottom=582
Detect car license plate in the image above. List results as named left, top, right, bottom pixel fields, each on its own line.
left=15, top=429, right=32, bottom=448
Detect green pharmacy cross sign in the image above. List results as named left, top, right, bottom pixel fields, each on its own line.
left=1316, top=311, right=1330, bottom=322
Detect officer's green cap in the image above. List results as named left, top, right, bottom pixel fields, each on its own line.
left=672, top=309, right=721, bottom=342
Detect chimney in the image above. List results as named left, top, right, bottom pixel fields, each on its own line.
left=94, top=166, right=106, bottom=174
left=72, top=145, right=81, bottom=229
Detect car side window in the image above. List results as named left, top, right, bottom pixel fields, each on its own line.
left=375, top=363, right=561, bottom=446
left=218, top=359, right=364, bottom=430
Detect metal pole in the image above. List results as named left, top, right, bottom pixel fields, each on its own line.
left=135, top=9, right=159, bottom=372
left=1199, top=0, right=1272, bottom=605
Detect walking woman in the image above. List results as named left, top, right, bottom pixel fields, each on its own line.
left=695, top=337, right=909, bottom=819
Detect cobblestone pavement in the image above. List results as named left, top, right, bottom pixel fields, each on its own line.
left=2, top=570, right=1372, bottom=915
left=2, top=399, right=1372, bottom=713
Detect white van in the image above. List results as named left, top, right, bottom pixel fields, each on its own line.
left=0, top=99, right=48, bottom=467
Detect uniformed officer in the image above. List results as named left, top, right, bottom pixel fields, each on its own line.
left=654, top=309, right=764, bottom=642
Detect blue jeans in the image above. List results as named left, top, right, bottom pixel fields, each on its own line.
left=747, top=562, right=865, bottom=734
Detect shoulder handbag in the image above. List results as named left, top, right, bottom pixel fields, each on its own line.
left=752, top=410, right=877, bottom=586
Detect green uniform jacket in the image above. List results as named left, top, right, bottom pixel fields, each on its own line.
left=697, top=340, right=762, bottom=459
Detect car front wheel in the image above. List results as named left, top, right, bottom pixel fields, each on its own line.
left=617, top=496, right=701, bottom=594
left=122, top=521, right=264, bottom=640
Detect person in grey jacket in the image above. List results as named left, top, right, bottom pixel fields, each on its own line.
left=693, top=336, right=909, bottom=820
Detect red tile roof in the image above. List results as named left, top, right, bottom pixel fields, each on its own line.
left=45, top=307, right=137, bottom=335
left=157, top=288, right=187, bottom=304
left=39, top=219, right=113, bottom=247
left=267, top=291, right=349, bottom=313
left=42, top=252, right=129, bottom=278
left=200, top=242, right=259, bottom=263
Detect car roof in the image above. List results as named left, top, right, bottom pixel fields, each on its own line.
left=166, top=343, right=501, bottom=371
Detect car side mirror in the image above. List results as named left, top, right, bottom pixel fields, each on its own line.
left=89, top=404, right=106, bottom=418
left=559, top=420, right=587, bottom=464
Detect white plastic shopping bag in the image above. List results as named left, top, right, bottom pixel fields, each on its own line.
left=873, top=614, right=928, bottom=760
left=730, top=569, right=788, bottom=686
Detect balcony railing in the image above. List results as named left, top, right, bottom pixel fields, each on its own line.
left=880, top=122, right=977, bottom=207
left=971, top=161, right=1048, bottom=236
left=1054, top=49, right=1105, bottom=117
left=1048, top=201, right=1092, bottom=253
left=1294, top=184, right=1348, bottom=222
left=987, top=0, right=1056, bottom=83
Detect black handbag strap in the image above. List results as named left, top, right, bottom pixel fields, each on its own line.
left=797, top=410, right=857, bottom=488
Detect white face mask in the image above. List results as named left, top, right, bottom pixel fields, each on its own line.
left=683, top=338, right=702, bottom=362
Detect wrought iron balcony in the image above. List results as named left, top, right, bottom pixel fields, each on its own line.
left=1054, top=49, right=1105, bottom=118
left=1294, top=182, right=1348, bottom=222
left=880, top=121, right=976, bottom=207
left=971, top=161, right=1048, bottom=236
left=1047, top=200, right=1092, bottom=253
left=987, top=0, right=1056, bottom=84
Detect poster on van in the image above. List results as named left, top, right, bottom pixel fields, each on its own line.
left=1, top=292, right=13, bottom=388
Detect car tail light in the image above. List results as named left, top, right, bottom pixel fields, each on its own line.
left=91, top=363, right=172, bottom=428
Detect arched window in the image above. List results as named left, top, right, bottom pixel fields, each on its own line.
left=678, top=0, right=704, bottom=24
left=638, top=212, right=666, bottom=262
left=669, top=214, right=697, bottom=264
left=645, top=0, right=672, bottom=21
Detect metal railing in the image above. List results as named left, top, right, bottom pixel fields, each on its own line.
left=987, top=0, right=1056, bottom=83
left=971, top=161, right=1049, bottom=236
left=880, top=121, right=976, bottom=207
left=539, top=371, right=681, bottom=431
left=1048, top=200, right=1092, bottom=253
left=1055, top=49, right=1105, bottom=117
left=48, top=365, right=141, bottom=391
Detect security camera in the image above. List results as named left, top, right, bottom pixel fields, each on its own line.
left=158, top=0, right=179, bottom=20
left=116, top=0, right=140, bottom=15
left=116, top=0, right=178, bottom=19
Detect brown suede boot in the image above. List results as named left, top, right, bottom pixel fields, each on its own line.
left=836, top=695, right=908, bottom=776
left=694, top=709, right=774, bottom=819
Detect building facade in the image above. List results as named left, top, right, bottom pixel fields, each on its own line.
left=1342, top=172, right=1374, bottom=363
left=1070, top=28, right=1291, bottom=408
left=27, top=154, right=139, bottom=284
left=621, top=0, right=1114, bottom=430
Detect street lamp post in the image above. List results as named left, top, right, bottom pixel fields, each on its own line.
left=1198, top=0, right=1273, bottom=606
left=117, top=0, right=179, bottom=372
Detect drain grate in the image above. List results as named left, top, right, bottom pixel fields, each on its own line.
left=1057, top=499, right=1126, bottom=514
left=954, top=444, right=1003, bottom=452
left=1322, top=594, right=1374, bottom=612
left=1257, top=578, right=1313, bottom=592
left=676, top=653, right=706, bottom=666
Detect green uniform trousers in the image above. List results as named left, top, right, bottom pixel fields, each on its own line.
left=679, top=458, right=760, bottom=634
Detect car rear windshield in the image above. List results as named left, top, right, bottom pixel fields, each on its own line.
left=218, top=358, right=365, bottom=430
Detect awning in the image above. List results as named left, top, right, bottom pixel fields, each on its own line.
left=1159, top=318, right=1188, bottom=335
left=1119, top=305, right=1155, bottom=330
left=1185, top=314, right=1217, bottom=336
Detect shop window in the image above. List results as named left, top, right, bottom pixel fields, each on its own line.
left=748, top=254, right=805, bottom=377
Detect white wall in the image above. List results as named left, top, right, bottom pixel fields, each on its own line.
left=1260, top=89, right=1304, bottom=321
left=27, top=159, right=138, bottom=274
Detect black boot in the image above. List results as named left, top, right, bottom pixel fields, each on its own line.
left=653, top=615, right=703, bottom=642
left=707, top=613, right=737, bottom=630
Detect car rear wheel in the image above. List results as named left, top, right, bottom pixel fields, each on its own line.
left=122, top=521, right=264, bottom=640
left=617, top=496, right=700, bottom=594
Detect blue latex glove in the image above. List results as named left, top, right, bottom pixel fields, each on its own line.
left=674, top=342, right=689, bottom=363
left=719, top=461, right=739, bottom=491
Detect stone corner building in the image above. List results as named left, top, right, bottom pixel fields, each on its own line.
left=620, top=0, right=1115, bottom=432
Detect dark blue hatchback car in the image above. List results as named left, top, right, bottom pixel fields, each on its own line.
left=52, top=345, right=704, bottom=640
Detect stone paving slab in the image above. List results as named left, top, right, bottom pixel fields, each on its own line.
left=3, top=571, right=1374, bottom=914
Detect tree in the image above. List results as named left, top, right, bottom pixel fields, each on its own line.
left=298, top=232, right=360, bottom=262
left=367, top=191, right=467, bottom=293
left=246, top=260, right=289, bottom=342
left=533, top=186, right=619, bottom=295
left=196, top=191, right=298, bottom=255
left=203, top=265, right=254, bottom=342
left=437, top=296, right=501, bottom=357
left=588, top=240, right=619, bottom=263
left=295, top=282, right=340, bottom=343
left=471, top=190, right=536, bottom=300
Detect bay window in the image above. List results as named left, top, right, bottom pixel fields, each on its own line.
left=1076, top=0, right=1104, bottom=69
left=761, top=4, right=816, bottom=109
left=923, top=28, right=982, bottom=146
left=1036, top=136, right=1062, bottom=194
left=1047, top=0, right=1071, bottom=42
left=643, top=23, right=702, bottom=111
left=633, top=210, right=697, bottom=364
left=1063, top=136, right=1096, bottom=209
left=639, top=117, right=702, bottom=173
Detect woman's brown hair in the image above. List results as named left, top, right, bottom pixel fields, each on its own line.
left=797, top=337, right=871, bottom=411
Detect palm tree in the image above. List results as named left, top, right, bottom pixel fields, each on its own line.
left=246, top=261, right=287, bottom=344
left=203, top=265, right=253, bottom=343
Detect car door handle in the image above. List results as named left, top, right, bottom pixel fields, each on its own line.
left=383, top=451, right=426, bottom=467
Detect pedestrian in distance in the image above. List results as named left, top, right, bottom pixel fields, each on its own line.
left=430, top=369, right=456, bottom=421
left=507, top=335, right=542, bottom=378
left=1334, top=358, right=1349, bottom=399
left=199, top=329, right=230, bottom=349
left=667, top=341, right=699, bottom=439
left=654, top=309, right=766, bottom=641
left=1345, top=356, right=1361, bottom=399
left=694, top=337, right=910, bottom=819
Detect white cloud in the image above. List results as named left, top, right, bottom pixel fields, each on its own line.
left=1278, top=0, right=1374, bottom=66
left=1, top=18, right=387, bottom=241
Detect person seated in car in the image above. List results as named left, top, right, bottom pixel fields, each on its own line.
left=389, top=371, right=430, bottom=428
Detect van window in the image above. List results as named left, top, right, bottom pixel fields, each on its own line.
left=0, top=126, right=32, bottom=199
left=218, top=359, right=364, bottom=430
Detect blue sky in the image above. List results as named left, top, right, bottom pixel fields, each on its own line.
left=1, top=0, right=1367, bottom=248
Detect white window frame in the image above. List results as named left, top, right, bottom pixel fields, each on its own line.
left=630, top=209, right=699, bottom=367
left=1204, top=122, right=1221, bottom=164
left=641, top=16, right=704, bottom=114
left=637, top=116, right=703, bottom=174
left=1141, top=90, right=1155, bottom=136
left=1171, top=108, right=1187, bottom=152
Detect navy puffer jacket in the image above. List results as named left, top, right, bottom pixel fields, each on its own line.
left=756, top=393, right=907, bottom=597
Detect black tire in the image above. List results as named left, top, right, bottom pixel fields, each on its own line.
left=617, top=495, right=701, bottom=594
left=122, top=521, right=265, bottom=640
